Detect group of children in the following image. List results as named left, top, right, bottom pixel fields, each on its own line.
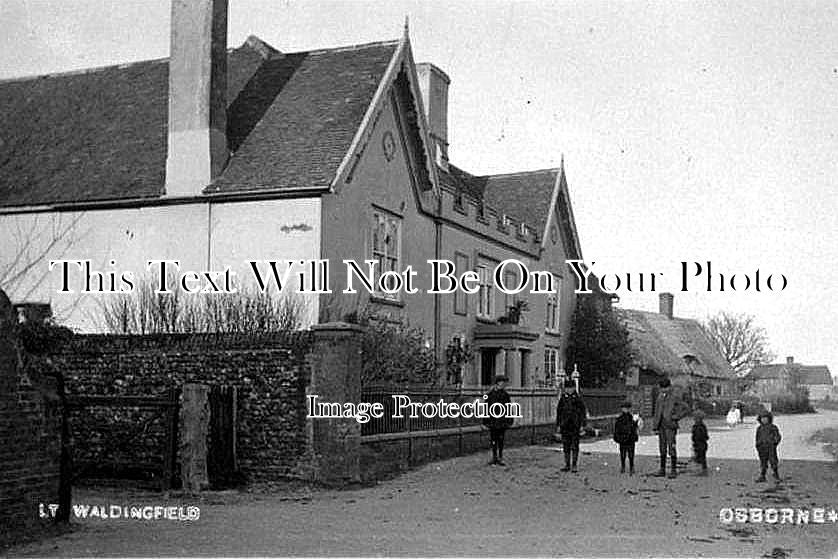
left=613, top=401, right=782, bottom=480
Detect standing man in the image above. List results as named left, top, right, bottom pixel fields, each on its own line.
left=652, top=377, right=691, bottom=478
left=556, top=379, right=587, bottom=473
left=483, top=374, right=513, bottom=466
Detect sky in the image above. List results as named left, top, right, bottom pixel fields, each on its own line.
left=1, top=0, right=836, bottom=378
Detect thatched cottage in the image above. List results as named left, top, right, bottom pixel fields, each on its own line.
left=619, top=293, right=738, bottom=401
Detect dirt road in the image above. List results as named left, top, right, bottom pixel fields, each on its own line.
left=8, top=411, right=838, bottom=558
left=583, top=409, right=838, bottom=462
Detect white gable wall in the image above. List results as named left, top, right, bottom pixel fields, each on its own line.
left=0, top=197, right=321, bottom=331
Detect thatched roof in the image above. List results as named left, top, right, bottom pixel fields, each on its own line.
left=618, top=308, right=736, bottom=380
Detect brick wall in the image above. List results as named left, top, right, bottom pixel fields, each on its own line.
left=52, top=331, right=313, bottom=482
left=0, top=290, right=62, bottom=546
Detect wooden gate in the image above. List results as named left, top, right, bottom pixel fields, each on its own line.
left=208, top=385, right=238, bottom=488
left=66, top=387, right=180, bottom=490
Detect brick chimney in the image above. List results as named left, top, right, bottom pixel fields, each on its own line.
left=659, top=292, right=674, bottom=319
left=165, top=0, right=229, bottom=197
left=786, top=356, right=794, bottom=365
left=415, top=63, right=450, bottom=170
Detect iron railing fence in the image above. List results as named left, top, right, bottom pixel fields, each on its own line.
left=360, top=386, right=626, bottom=437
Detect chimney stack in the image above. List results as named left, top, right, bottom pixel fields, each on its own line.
left=165, top=0, right=229, bottom=197
left=786, top=356, right=794, bottom=365
left=415, top=63, right=450, bottom=170
left=659, top=292, right=674, bottom=319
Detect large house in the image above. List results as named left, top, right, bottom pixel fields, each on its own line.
left=620, top=293, right=738, bottom=404
left=0, top=0, right=585, bottom=388
left=748, top=357, right=834, bottom=400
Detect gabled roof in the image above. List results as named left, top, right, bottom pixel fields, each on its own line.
left=0, top=36, right=398, bottom=207
left=210, top=39, right=399, bottom=193
left=750, top=363, right=833, bottom=385
left=619, top=308, right=737, bottom=380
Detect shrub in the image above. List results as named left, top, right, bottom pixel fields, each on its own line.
left=354, top=309, right=438, bottom=387
left=692, top=398, right=733, bottom=418
left=768, top=386, right=815, bottom=414
left=17, top=319, right=73, bottom=355
left=737, top=395, right=766, bottom=416
left=691, top=395, right=765, bottom=417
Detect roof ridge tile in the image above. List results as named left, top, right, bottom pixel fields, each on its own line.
left=297, top=39, right=400, bottom=57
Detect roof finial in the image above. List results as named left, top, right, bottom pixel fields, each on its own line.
left=404, top=15, right=410, bottom=37
left=560, top=153, right=565, bottom=171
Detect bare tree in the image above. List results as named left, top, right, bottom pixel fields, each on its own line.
left=702, top=312, right=775, bottom=376
left=0, top=213, right=86, bottom=301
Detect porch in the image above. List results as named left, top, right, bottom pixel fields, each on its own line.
left=469, top=322, right=540, bottom=387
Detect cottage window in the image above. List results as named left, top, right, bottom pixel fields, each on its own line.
left=503, top=269, right=517, bottom=317
left=453, top=252, right=469, bottom=315
left=546, top=274, right=562, bottom=333
left=476, top=263, right=494, bottom=319
left=371, top=211, right=401, bottom=298
left=544, top=347, right=559, bottom=386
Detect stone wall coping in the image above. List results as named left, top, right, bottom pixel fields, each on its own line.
left=311, top=322, right=364, bottom=334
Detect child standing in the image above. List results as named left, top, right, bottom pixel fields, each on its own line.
left=483, top=374, right=513, bottom=466
left=691, top=410, right=709, bottom=475
left=755, top=410, right=782, bottom=482
left=613, top=401, right=639, bottom=474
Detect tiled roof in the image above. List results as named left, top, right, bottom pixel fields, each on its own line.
left=482, top=170, right=558, bottom=233
left=438, top=164, right=558, bottom=232
left=0, top=37, right=398, bottom=207
left=748, top=364, right=788, bottom=380
left=209, top=40, right=398, bottom=192
left=618, top=308, right=737, bottom=380
left=796, top=365, right=833, bottom=385
left=750, top=363, right=833, bottom=385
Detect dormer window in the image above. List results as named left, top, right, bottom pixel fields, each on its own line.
left=519, top=223, right=527, bottom=236
left=453, top=188, right=465, bottom=213
left=476, top=200, right=485, bottom=219
left=498, top=215, right=510, bottom=232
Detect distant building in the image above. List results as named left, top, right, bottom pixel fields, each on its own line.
left=748, top=357, right=834, bottom=400
left=619, top=293, right=738, bottom=403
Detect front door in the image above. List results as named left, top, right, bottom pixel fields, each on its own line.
left=481, top=348, right=498, bottom=386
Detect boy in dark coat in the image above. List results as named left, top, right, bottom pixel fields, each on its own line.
left=613, top=401, right=639, bottom=474
left=556, top=379, right=587, bottom=472
left=691, top=410, right=709, bottom=475
left=755, top=410, right=782, bottom=482
left=483, top=374, right=513, bottom=466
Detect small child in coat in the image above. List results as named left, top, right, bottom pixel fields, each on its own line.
left=691, top=410, right=709, bottom=475
left=613, top=401, right=639, bottom=474
left=755, top=410, right=782, bottom=482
